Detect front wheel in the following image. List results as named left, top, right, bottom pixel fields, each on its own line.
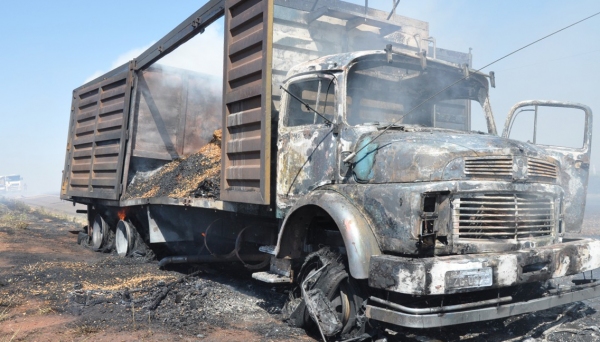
left=286, top=247, right=366, bottom=339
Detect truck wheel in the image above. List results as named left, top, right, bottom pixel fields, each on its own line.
left=290, top=247, right=366, bottom=339
left=92, top=214, right=107, bottom=251
left=115, top=220, right=135, bottom=257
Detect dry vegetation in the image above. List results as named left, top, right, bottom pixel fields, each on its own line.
left=0, top=200, right=30, bottom=229
left=0, top=197, right=85, bottom=230
left=123, top=129, right=222, bottom=200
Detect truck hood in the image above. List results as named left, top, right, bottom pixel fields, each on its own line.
left=351, top=129, right=557, bottom=183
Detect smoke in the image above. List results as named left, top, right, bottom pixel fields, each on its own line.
left=346, top=61, right=488, bottom=131
left=157, top=22, right=224, bottom=79
left=84, top=42, right=155, bottom=83
left=128, top=18, right=225, bottom=188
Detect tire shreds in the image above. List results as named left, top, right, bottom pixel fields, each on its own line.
left=123, top=129, right=222, bottom=200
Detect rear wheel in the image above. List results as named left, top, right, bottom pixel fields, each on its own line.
left=92, top=214, right=107, bottom=251
left=115, top=220, right=136, bottom=257
left=287, top=247, right=366, bottom=339
left=91, top=214, right=114, bottom=253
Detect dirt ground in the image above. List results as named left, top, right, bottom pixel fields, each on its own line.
left=2, top=197, right=600, bottom=342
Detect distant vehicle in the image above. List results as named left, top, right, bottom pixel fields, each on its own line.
left=5, top=175, right=23, bottom=192
left=0, top=176, right=5, bottom=192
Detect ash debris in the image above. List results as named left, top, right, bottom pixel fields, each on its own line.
left=64, top=263, right=308, bottom=340
left=123, top=129, right=222, bottom=200
left=193, top=177, right=220, bottom=199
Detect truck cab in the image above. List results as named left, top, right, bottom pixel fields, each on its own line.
left=5, top=175, right=23, bottom=192
left=267, top=48, right=598, bottom=334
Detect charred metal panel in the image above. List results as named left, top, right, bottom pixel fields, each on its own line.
left=276, top=74, right=339, bottom=209
left=366, top=283, right=600, bottom=328
left=368, top=238, right=600, bottom=295
left=452, top=193, right=555, bottom=240
left=221, top=0, right=274, bottom=205
left=61, top=64, right=133, bottom=200
left=341, top=130, right=557, bottom=185
left=131, top=65, right=222, bottom=161
left=502, top=101, right=593, bottom=233
left=330, top=181, right=562, bottom=256
left=275, top=190, right=382, bottom=279
left=270, top=2, right=429, bottom=110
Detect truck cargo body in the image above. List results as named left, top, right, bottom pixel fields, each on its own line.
left=61, top=0, right=599, bottom=337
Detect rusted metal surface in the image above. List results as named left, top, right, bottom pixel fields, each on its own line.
left=61, top=64, right=134, bottom=201
left=220, top=0, right=274, bottom=205
left=502, top=100, right=593, bottom=233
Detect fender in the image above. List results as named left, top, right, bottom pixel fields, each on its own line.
left=275, top=190, right=382, bottom=279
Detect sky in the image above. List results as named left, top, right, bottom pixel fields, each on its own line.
left=0, top=0, right=599, bottom=195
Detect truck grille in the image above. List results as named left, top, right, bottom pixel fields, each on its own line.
left=464, top=157, right=557, bottom=181
left=528, top=158, right=558, bottom=179
left=453, top=194, right=555, bottom=240
left=464, top=157, right=512, bottom=177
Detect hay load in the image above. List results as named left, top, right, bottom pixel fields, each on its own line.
left=123, top=130, right=222, bottom=200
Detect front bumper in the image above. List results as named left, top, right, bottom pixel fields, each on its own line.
left=369, top=238, right=600, bottom=295
left=366, top=282, right=600, bottom=328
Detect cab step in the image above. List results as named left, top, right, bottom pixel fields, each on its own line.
left=252, top=271, right=292, bottom=283
left=258, top=245, right=276, bottom=255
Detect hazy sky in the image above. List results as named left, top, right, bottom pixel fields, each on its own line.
left=0, top=0, right=599, bottom=194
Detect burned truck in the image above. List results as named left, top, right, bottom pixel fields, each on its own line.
left=61, top=0, right=599, bottom=338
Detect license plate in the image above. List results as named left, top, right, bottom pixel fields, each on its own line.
left=445, top=268, right=493, bottom=290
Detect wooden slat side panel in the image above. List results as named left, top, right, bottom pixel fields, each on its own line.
left=62, top=69, right=133, bottom=200
left=221, top=0, right=273, bottom=205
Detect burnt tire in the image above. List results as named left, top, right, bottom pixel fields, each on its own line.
left=92, top=215, right=107, bottom=251
left=286, top=247, right=366, bottom=339
left=116, top=220, right=136, bottom=257
left=91, top=214, right=115, bottom=253
left=77, top=231, right=90, bottom=247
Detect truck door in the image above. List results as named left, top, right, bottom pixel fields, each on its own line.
left=277, top=75, right=338, bottom=209
left=502, top=100, right=593, bottom=232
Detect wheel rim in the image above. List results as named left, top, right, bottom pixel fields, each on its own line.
left=92, top=215, right=105, bottom=251
left=115, top=221, right=128, bottom=256
left=330, top=283, right=352, bottom=325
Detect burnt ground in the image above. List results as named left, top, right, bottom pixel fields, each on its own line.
left=2, top=197, right=600, bottom=342
left=0, top=198, right=309, bottom=342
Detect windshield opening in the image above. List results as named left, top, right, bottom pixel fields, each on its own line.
left=346, top=61, right=490, bottom=132
left=284, top=77, right=335, bottom=127
left=7, top=176, right=20, bottom=182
